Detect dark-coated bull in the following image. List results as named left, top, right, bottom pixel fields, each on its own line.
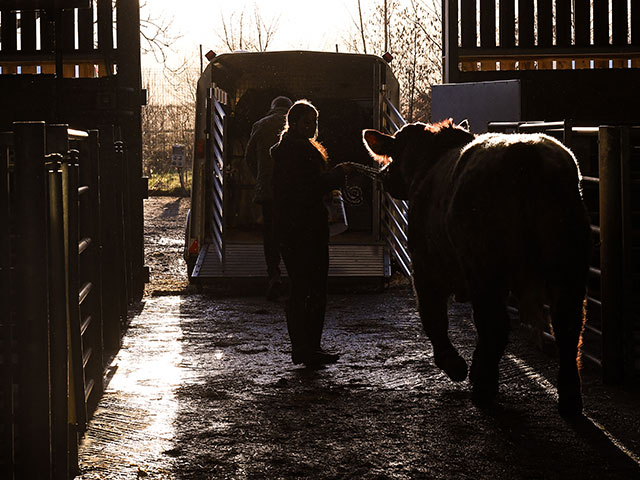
left=363, top=120, right=591, bottom=416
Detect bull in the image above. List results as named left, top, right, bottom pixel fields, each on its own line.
left=363, top=119, right=591, bottom=416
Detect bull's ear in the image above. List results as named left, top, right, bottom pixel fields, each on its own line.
left=362, top=129, right=394, bottom=165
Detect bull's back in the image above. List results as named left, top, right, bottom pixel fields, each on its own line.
left=445, top=134, right=590, bottom=290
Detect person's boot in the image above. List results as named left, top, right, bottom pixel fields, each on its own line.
left=266, top=273, right=282, bottom=301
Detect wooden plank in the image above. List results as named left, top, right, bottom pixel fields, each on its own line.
left=20, top=11, right=37, bottom=53
left=575, top=59, right=591, bottom=69
left=460, top=0, right=476, bottom=48
left=63, top=63, right=76, bottom=78
left=575, top=0, right=591, bottom=47
left=499, top=60, right=516, bottom=71
left=537, top=59, right=553, bottom=70
left=479, top=60, right=497, bottom=71
left=78, top=63, right=95, bottom=78
left=537, top=0, right=552, bottom=48
left=611, top=59, right=627, bottom=69
left=555, top=59, right=573, bottom=70
left=633, top=1, right=640, bottom=45
left=518, top=0, right=534, bottom=48
left=41, top=63, right=56, bottom=74
left=593, top=59, right=609, bottom=69
left=479, top=0, right=496, bottom=48
left=612, top=0, right=629, bottom=46
left=556, top=1, right=571, bottom=47
left=62, top=8, right=75, bottom=52
left=499, top=0, right=515, bottom=48
left=40, top=9, right=54, bottom=52
left=78, top=6, right=94, bottom=53
left=96, top=0, right=113, bottom=51
left=593, top=0, right=610, bottom=47
left=1, top=10, right=18, bottom=53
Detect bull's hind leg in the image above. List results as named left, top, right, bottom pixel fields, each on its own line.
left=413, top=272, right=467, bottom=382
left=469, top=295, right=510, bottom=407
left=550, top=283, right=586, bottom=417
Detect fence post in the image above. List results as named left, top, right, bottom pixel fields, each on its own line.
left=98, top=126, right=126, bottom=353
left=13, top=121, right=52, bottom=479
left=599, top=126, right=627, bottom=383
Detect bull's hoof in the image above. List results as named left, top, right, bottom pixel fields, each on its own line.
left=435, top=352, right=468, bottom=382
left=558, top=393, right=583, bottom=418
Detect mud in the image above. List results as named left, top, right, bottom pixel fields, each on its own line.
left=76, top=196, right=640, bottom=479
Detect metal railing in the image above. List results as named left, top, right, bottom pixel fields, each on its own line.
left=380, top=96, right=411, bottom=278
left=488, top=120, right=640, bottom=383
left=204, top=88, right=227, bottom=262
left=0, top=121, right=128, bottom=478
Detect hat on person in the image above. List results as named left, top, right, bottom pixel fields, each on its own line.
left=271, top=96, right=293, bottom=110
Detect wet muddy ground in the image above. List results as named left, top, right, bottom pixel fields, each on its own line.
left=77, top=197, right=640, bottom=479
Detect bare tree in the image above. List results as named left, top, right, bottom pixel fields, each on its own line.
left=345, top=0, right=442, bottom=122
left=357, top=0, right=368, bottom=54
left=253, top=4, right=280, bottom=51
left=139, top=0, right=183, bottom=66
left=218, top=3, right=280, bottom=52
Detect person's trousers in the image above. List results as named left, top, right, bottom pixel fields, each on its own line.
left=280, top=235, right=329, bottom=355
left=261, top=202, right=281, bottom=279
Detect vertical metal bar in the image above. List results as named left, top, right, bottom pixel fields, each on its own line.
left=62, top=158, right=88, bottom=432
left=47, top=159, right=69, bottom=480
left=373, top=63, right=382, bottom=241
left=599, top=126, right=625, bottom=383
left=0, top=134, right=14, bottom=480
left=13, top=121, right=52, bottom=480
left=113, top=140, right=130, bottom=323
left=83, top=130, right=105, bottom=404
left=556, top=1, right=571, bottom=47
left=97, top=126, right=121, bottom=353
left=442, top=0, right=459, bottom=83
left=45, top=125, right=71, bottom=480
left=619, top=127, right=632, bottom=382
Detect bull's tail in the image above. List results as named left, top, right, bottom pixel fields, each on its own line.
left=517, top=279, right=551, bottom=349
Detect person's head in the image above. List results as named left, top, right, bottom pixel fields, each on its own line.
left=270, top=96, right=292, bottom=111
left=284, top=100, right=319, bottom=140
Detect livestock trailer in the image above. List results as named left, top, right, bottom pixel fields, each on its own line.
left=185, top=50, right=400, bottom=290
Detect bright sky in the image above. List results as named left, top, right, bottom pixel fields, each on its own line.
left=143, top=0, right=360, bottom=68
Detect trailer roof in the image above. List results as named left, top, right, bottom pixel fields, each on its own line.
left=201, top=50, right=398, bottom=103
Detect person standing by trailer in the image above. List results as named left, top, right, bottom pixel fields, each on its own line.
left=245, top=96, right=293, bottom=300
left=271, top=100, right=353, bottom=367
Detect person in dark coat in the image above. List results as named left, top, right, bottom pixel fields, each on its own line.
left=245, top=96, right=293, bottom=300
left=271, top=100, right=353, bottom=366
